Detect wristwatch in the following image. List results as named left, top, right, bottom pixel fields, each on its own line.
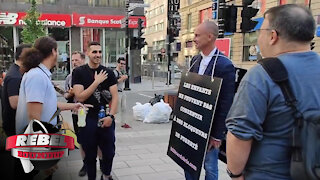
left=226, top=168, right=243, bottom=178
left=106, top=114, right=115, bottom=121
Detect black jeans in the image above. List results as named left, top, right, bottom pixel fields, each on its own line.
left=79, top=115, right=115, bottom=180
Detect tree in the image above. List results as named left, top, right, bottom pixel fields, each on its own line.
left=21, top=0, right=46, bottom=44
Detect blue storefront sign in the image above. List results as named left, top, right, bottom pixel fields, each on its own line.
left=316, top=26, right=320, bottom=37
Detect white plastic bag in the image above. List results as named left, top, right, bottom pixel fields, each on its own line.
left=144, top=100, right=172, bottom=124
left=132, top=102, right=152, bottom=121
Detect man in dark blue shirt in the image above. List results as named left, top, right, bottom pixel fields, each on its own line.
left=1, top=43, right=33, bottom=180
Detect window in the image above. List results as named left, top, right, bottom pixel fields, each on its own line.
left=200, top=8, right=212, bottom=24
left=186, top=40, right=193, bottom=48
left=187, top=0, right=192, bottom=5
left=187, top=14, right=192, bottom=31
left=160, top=5, right=164, bottom=14
left=243, top=32, right=262, bottom=61
left=88, top=0, right=125, bottom=7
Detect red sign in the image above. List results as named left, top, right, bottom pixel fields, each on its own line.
left=216, top=38, right=231, bottom=58
left=0, top=12, right=71, bottom=27
left=72, top=13, right=146, bottom=28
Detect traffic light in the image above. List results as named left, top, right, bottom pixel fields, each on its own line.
left=240, top=7, right=259, bottom=32
left=130, top=37, right=138, bottom=50
left=224, top=5, right=237, bottom=33
left=137, top=18, right=147, bottom=49
left=243, top=0, right=255, bottom=6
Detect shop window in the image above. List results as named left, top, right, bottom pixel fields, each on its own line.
left=104, top=30, right=125, bottom=64
left=0, top=26, right=14, bottom=71
left=243, top=31, right=262, bottom=61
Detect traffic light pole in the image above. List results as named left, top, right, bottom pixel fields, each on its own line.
left=218, top=0, right=226, bottom=38
left=124, top=0, right=131, bottom=91
left=166, top=32, right=172, bottom=85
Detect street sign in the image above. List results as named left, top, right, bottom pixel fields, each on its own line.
left=168, top=0, right=180, bottom=16
left=212, top=0, right=218, bottom=20
left=167, top=72, right=222, bottom=180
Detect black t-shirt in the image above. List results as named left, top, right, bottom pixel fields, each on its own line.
left=72, top=64, right=117, bottom=115
left=1, top=64, right=22, bottom=136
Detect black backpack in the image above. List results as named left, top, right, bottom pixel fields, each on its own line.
left=259, top=57, right=320, bottom=180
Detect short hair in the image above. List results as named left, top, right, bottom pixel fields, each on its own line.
left=72, top=51, right=85, bottom=60
left=117, top=57, right=125, bottom=63
left=87, top=41, right=101, bottom=49
left=202, top=20, right=219, bottom=37
left=264, top=4, right=315, bottom=42
left=15, top=43, right=32, bottom=60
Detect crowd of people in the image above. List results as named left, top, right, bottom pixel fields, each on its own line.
left=0, top=3, right=319, bottom=180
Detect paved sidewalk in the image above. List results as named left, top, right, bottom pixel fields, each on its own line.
left=52, top=76, right=230, bottom=180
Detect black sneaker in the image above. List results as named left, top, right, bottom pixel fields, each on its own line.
left=78, top=164, right=87, bottom=177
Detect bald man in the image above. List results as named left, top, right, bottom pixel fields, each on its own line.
left=185, top=20, right=235, bottom=180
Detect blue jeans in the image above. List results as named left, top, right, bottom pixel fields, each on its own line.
left=185, top=148, right=219, bottom=180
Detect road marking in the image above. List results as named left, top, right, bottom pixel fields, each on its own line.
left=138, top=93, right=153, bottom=98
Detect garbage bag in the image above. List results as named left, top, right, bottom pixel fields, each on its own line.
left=132, top=102, right=152, bottom=121
left=144, top=100, right=172, bottom=124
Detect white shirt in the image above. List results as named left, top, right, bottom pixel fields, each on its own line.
left=16, top=63, right=57, bottom=134
left=198, top=47, right=217, bottom=75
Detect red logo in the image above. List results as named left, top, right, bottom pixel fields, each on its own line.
left=6, top=120, right=74, bottom=173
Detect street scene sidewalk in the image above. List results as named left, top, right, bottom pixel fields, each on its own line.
left=52, top=77, right=230, bottom=180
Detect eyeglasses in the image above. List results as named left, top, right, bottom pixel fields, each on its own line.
left=257, top=28, right=280, bottom=36
left=92, top=50, right=102, bottom=54
left=120, top=63, right=126, bottom=65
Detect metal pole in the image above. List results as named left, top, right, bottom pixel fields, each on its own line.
left=124, top=0, right=131, bottom=90
left=152, top=71, right=155, bottom=89
left=218, top=0, right=225, bottom=38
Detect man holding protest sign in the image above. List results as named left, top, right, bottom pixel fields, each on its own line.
left=183, top=20, right=235, bottom=180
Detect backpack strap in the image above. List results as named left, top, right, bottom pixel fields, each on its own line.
left=258, top=58, right=304, bottom=161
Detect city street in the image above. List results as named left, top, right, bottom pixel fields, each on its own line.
left=52, top=78, right=230, bottom=180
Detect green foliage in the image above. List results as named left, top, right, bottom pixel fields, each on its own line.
left=21, top=0, right=46, bottom=44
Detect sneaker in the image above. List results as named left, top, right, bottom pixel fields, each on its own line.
left=78, top=164, right=87, bottom=177
left=121, top=123, right=131, bottom=128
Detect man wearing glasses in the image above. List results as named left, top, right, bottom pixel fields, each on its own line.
left=72, top=41, right=118, bottom=180
left=226, top=4, right=319, bottom=180
left=114, top=57, right=130, bottom=128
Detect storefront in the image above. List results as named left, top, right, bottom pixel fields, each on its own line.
left=72, top=13, right=146, bottom=67
left=0, top=12, right=71, bottom=78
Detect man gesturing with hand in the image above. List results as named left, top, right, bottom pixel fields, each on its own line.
left=72, top=41, right=118, bottom=180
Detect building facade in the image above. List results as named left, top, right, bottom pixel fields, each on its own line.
left=178, top=0, right=320, bottom=70
left=0, top=0, right=145, bottom=79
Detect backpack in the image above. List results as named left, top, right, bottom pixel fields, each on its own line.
left=258, top=57, right=320, bottom=180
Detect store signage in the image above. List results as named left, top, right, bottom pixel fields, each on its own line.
left=72, top=13, right=146, bottom=28
left=216, top=38, right=231, bottom=58
left=212, top=0, right=218, bottom=20
left=0, top=12, right=71, bottom=27
left=168, top=0, right=180, bottom=18
left=167, top=72, right=222, bottom=180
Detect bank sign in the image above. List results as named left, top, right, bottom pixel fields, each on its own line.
left=72, top=13, right=146, bottom=28
left=0, top=12, right=72, bottom=27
